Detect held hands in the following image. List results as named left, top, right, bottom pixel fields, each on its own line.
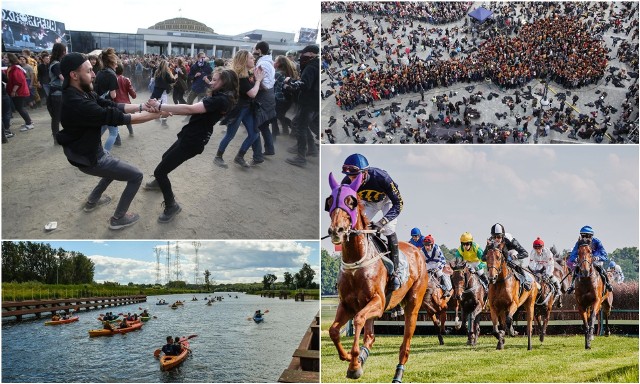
left=143, top=99, right=172, bottom=118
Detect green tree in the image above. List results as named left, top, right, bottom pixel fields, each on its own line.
left=610, top=247, right=639, bottom=281
left=204, top=270, right=212, bottom=291
left=262, top=273, right=277, bottom=290
left=293, top=263, right=315, bottom=289
left=283, top=272, right=293, bottom=288
left=321, top=249, right=340, bottom=295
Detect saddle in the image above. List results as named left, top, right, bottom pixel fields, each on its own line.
left=368, top=234, right=409, bottom=286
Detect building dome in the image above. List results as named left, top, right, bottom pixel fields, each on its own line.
left=149, top=17, right=214, bottom=34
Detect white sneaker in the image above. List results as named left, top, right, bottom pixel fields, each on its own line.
left=25, top=124, right=34, bottom=130
left=20, top=124, right=34, bottom=132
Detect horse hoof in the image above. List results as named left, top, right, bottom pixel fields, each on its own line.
left=346, top=368, right=363, bottom=380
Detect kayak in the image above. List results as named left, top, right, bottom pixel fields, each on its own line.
left=156, top=302, right=169, bottom=305
left=170, top=305, right=178, bottom=310
left=174, top=302, right=184, bottom=306
left=88, top=321, right=143, bottom=337
left=97, top=316, right=121, bottom=323
left=253, top=315, right=264, bottom=323
left=140, top=316, right=151, bottom=322
left=160, top=339, right=190, bottom=371
left=45, top=316, right=79, bottom=326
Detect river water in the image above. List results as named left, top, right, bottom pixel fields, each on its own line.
left=1, top=293, right=319, bottom=383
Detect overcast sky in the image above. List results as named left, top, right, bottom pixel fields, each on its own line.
left=321, top=146, right=639, bottom=255
left=2, top=0, right=318, bottom=37
left=41, top=241, right=319, bottom=285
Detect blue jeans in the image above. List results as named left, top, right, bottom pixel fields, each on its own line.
left=79, top=150, right=143, bottom=219
left=101, top=125, right=119, bottom=151
left=253, top=121, right=274, bottom=159
left=216, top=106, right=258, bottom=154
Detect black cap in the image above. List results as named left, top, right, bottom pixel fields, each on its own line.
left=60, top=52, right=87, bottom=89
left=299, top=45, right=319, bottom=55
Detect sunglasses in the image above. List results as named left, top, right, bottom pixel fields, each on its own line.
left=462, top=242, right=472, bottom=246
left=581, top=234, right=593, bottom=239
left=342, top=165, right=361, bottom=174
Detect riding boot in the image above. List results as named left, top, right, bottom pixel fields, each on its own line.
left=387, top=233, right=401, bottom=291
left=441, top=274, right=452, bottom=297
left=566, top=267, right=578, bottom=294
left=596, top=265, right=613, bottom=292
left=515, top=265, right=531, bottom=291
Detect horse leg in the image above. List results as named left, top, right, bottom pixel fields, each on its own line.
left=328, top=305, right=353, bottom=362
left=454, top=299, right=462, bottom=330
left=437, top=310, right=447, bottom=345
left=359, top=319, right=375, bottom=366
left=506, top=302, right=519, bottom=338
left=346, top=297, right=384, bottom=379
left=393, top=296, right=423, bottom=383
left=466, top=312, right=473, bottom=345
left=490, top=306, right=505, bottom=350
left=526, top=298, right=535, bottom=350
left=577, top=305, right=590, bottom=349
left=471, top=303, right=483, bottom=346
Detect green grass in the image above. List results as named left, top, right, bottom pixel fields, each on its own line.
left=321, top=334, right=639, bottom=382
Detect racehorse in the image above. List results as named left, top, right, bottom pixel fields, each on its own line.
left=326, top=173, right=428, bottom=382
left=533, top=273, right=557, bottom=343
left=450, top=260, right=487, bottom=346
left=574, top=242, right=613, bottom=349
left=484, top=241, right=537, bottom=350
left=421, top=268, right=454, bottom=346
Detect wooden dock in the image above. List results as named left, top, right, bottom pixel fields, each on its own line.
left=278, top=311, right=320, bottom=383
left=2, top=295, right=147, bottom=321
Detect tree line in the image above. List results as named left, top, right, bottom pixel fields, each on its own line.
left=2, top=241, right=95, bottom=284
left=262, top=263, right=318, bottom=290
left=321, top=246, right=639, bottom=295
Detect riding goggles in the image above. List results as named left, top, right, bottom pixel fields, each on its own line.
left=342, top=165, right=362, bottom=175
left=533, top=245, right=543, bottom=249
left=580, top=233, right=593, bottom=239
left=462, top=242, right=472, bottom=246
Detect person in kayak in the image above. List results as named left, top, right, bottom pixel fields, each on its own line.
left=162, top=336, right=176, bottom=356
left=119, top=318, right=130, bottom=329
left=103, top=321, right=115, bottom=331
left=173, top=336, right=184, bottom=354
left=51, top=312, right=61, bottom=321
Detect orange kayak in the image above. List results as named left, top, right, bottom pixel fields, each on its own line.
left=159, top=339, right=190, bottom=371
left=45, top=316, right=79, bottom=326
left=88, top=321, right=143, bottom=337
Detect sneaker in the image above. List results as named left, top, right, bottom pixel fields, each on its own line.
left=250, top=159, right=264, bottom=166
left=5, top=132, right=14, bottom=138
left=234, top=156, right=250, bottom=168
left=158, top=202, right=182, bottom=223
left=143, top=178, right=161, bottom=191
left=83, top=195, right=112, bottom=212
left=26, top=124, right=34, bottom=130
left=285, top=156, right=307, bottom=167
left=19, top=125, right=31, bottom=132
left=213, top=157, right=228, bottom=168
left=109, top=212, right=140, bottom=230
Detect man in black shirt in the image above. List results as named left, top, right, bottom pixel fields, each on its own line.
left=56, top=52, right=165, bottom=230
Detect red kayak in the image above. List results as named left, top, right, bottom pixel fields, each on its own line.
left=45, top=316, right=79, bottom=326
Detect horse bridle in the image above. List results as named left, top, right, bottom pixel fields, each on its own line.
left=577, top=243, right=593, bottom=278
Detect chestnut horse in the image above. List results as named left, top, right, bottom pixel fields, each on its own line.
left=450, top=260, right=487, bottom=346
left=533, top=274, right=557, bottom=343
left=484, top=241, right=537, bottom=350
left=326, top=173, right=428, bottom=383
left=574, top=243, right=613, bottom=349
left=421, top=269, right=454, bottom=345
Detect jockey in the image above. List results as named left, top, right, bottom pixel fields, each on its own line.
left=408, top=227, right=425, bottom=249
left=453, top=232, right=488, bottom=287
left=489, top=223, right=533, bottom=291
left=608, top=260, right=624, bottom=284
left=528, top=237, right=562, bottom=293
left=423, top=234, right=452, bottom=297
left=566, top=225, right=612, bottom=293
left=341, top=153, right=404, bottom=291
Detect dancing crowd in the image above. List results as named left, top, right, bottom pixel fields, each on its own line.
left=321, top=1, right=639, bottom=144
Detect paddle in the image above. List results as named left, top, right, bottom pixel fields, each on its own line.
left=153, top=335, right=197, bottom=358
left=246, top=310, right=269, bottom=321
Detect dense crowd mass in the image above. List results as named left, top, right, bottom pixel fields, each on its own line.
left=321, top=1, right=639, bottom=144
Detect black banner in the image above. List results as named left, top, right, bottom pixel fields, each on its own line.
left=1, top=9, right=70, bottom=52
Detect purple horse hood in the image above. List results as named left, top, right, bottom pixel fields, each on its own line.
left=328, top=172, right=362, bottom=229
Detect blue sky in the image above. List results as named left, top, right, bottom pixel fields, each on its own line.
left=3, top=0, right=319, bottom=37
left=42, top=241, right=319, bottom=285
left=321, top=146, right=639, bottom=255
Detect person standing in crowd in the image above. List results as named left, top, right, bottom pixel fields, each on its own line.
left=143, top=67, right=238, bottom=223
left=150, top=59, right=176, bottom=125
left=271, top=55, right=298, bottom=136
left=56, top=53, right=165, bottom=230
left=94, top=48, right=122, bottom=151
left=18, top=55, right=37, bottom=109
left=2, top=71, right=15, bottom=142
left=285, top=45, right=319, bottom=167
left=172, top=58, right=188, bottom=105
left=46, top=42, right=66, bottom=144
left=250, top=41, right=276, bottom=163
left=114, top=62, right=137, bottom=137
left=213, top=50, right=264, bottom=168
left=37, top=51, right=51, bottom=101
left=5, top=53, right=34, bottom=131
left=187, top=52, right=212, bottom=105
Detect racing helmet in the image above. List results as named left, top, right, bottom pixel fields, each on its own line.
left=490, top=223, right=505, bottom=236
left=423, top=234, right=435, bottom=245
left=533, top=237, right=544, bottom=248
left=342, top=154, right=369, bottom=175
left=460, top=232, right=473, bottom=243
left=579, top=225, right=594, bottom=235
left=410, top=227, right=422, bottom=237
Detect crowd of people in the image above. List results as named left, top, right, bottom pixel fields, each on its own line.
left=321, top=1, right=472, bottom=25
left=321, top=1, right=639, bottom=144
left=2, top=41, right=320, bottom=227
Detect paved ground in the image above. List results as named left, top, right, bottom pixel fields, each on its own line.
left=320, top=1, right=639, bottom=144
